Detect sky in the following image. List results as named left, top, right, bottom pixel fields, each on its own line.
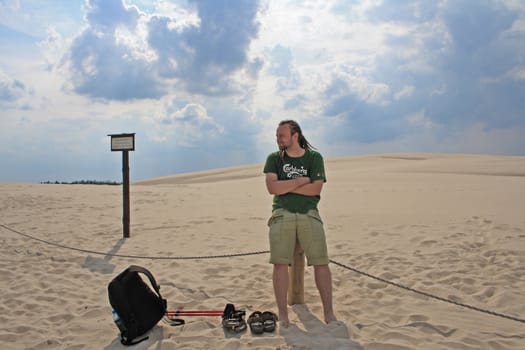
left=1, top=0, right=525, bottom=183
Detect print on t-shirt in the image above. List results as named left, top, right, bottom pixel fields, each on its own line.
left=283, top=163, right=307, bottom=178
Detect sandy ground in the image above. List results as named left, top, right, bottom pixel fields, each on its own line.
left=1, top=153, right=524, bottom=349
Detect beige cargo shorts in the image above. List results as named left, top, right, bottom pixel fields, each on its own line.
left=267, top=208, right=329, bottom=266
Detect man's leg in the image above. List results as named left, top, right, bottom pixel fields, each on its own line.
left=314, top=264, right=337, bottom=323
left=273, top=264, right=290, bottom=326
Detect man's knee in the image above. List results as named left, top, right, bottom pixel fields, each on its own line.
left=313, top=264, right=330, bottom=273
left=273, top=264, right=289, bottom=272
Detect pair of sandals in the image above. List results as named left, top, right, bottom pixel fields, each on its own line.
left=247, top=311, right=278, bottom=334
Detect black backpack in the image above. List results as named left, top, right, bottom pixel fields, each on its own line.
left=108, top=265, right=167, bottom=345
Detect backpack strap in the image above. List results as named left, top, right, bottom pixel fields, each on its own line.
left=121, top=333, right=149, bottom=346
left=126, top=265, right=165, bottom=304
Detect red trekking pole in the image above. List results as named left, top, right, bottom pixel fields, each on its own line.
left=166, top=309, right=224, bottom=317
left=165, top=303, right=245, bottom=331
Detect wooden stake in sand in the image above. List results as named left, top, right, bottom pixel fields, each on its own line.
left=108, top=133, right=135, bottom=239
left=122, top=150, right=130, bottom=238
left=288, top=239, right=305, bottom=305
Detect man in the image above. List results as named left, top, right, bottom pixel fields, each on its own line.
left=263, top=119, right=337, bottom=327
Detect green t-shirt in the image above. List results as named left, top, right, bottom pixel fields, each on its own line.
left=263, top=149, right=326, bottom=213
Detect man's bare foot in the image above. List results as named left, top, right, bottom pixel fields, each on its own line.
left=325, top=313, right=337, bottom=324
left=278, top=313, right=290, bottom=328
left=279, top=319, right=290, bottom=328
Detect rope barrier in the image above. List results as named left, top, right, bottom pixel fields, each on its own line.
left=2, top=223, right=524, bottom=325
left=329, top=259, right=525, bottom=324
left=0, top=224, right=269, bottom=260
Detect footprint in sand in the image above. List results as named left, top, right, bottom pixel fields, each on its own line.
left=477, top=286, right=497, bottom=299
left=401, top=321, right=457, bottom=337
left=407, top=314, right=429, bottom=322
left=419, top=239, right=438, bottom=247
left=367, top=282, right=387, bottom=290
left=409, top=235, right=424, bottom=244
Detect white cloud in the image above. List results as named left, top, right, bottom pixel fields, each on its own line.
left=512, top=69, right=525, bottom=80
left=405, top=110, right=434, bottom=129
left=394, top=85, right=415, bottom=100
left=156, top=101, right=224, bottom=146
left=37, top=27, right=66, bottom=70
left=0, top=70, right=28, bottom=103
left=152, top=0, right=200, bottom=30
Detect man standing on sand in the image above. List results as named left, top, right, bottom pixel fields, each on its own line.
left=263, top=119, right=337, bottom=327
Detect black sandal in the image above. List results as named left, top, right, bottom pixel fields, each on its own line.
left=247, top=311, right=264, bottom=334
left=261, top=311, right=278, bottom=332
left=222, top=309, right=247, bottom=333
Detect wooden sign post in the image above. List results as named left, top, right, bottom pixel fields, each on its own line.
left=288, top=239, right=305, bottom=305
left=108, top=133, right=135, bottom=238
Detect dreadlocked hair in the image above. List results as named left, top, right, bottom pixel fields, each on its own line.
left=279, top=119, right=316, bottom=150
left=278, top=119, right=316, bottom=161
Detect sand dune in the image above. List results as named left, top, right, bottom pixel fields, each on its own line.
left=1, top=153, right=524, bottom=349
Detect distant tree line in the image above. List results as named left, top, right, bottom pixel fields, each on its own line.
left=40, top=180, right=121, bottom=185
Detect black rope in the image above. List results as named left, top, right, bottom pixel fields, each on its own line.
left=2, top=223, right=524, bottom=325
left=329, top=259, right=525, bottom=324
left=0, top=224, right=269, bottom=260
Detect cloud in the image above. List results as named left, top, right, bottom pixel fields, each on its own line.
left=148, top=0, right=262, bottom=95
left=394, top=85, right=415, bottom=100
left=443, top=0, right=516, bottom=52
left=65, top=0, right=163, bottom=100
left=64, top=0, right=262, bottom=101
left=0, top=73, right=26, bottom=102
left=405, top=109, right=434, bottom=129
left=159, top=101, right=224, bottom=146
left=268, top=44, right=293, bottom=77
left=323, top=67, right=392, bottom=115
left=84, top=0, right=140, bottom=31
left=284, top=94, right=307, bottom=110
left=265, top=44, right=302, bottom=92
left=3, top=0, right=525, bottom=183
left=67, top=29, right=164, bottom=100
left=316, top=0, right=525, bottom=148
left=186, top=0, right=260, bottom=71
left=366, top=0, right=441, bottom=23
left=0, top=70, right=31, bottom=107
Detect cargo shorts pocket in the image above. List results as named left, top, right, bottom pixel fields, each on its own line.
left=267, top=208, right=286, bottom=227
left=268, top=209, right=285, bottom=245
left=307, top=209, right=324, bottom=241
left=268, top=209, right=294, bottom=264
left=302, top=209, right=328, bottom=265
left=306, top=209, right=323, bottom=225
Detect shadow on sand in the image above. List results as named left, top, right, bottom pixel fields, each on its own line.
left=280, top=304, right=363, bottom=350
left=82, top=238, right=126, bottom=274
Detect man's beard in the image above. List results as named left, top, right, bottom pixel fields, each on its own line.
left=278, top=141, right=290, bottom=151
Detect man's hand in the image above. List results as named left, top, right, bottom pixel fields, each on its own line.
left=290, top=179, right=323, bottom=196
left=265, top=173, right=310, bottom=195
